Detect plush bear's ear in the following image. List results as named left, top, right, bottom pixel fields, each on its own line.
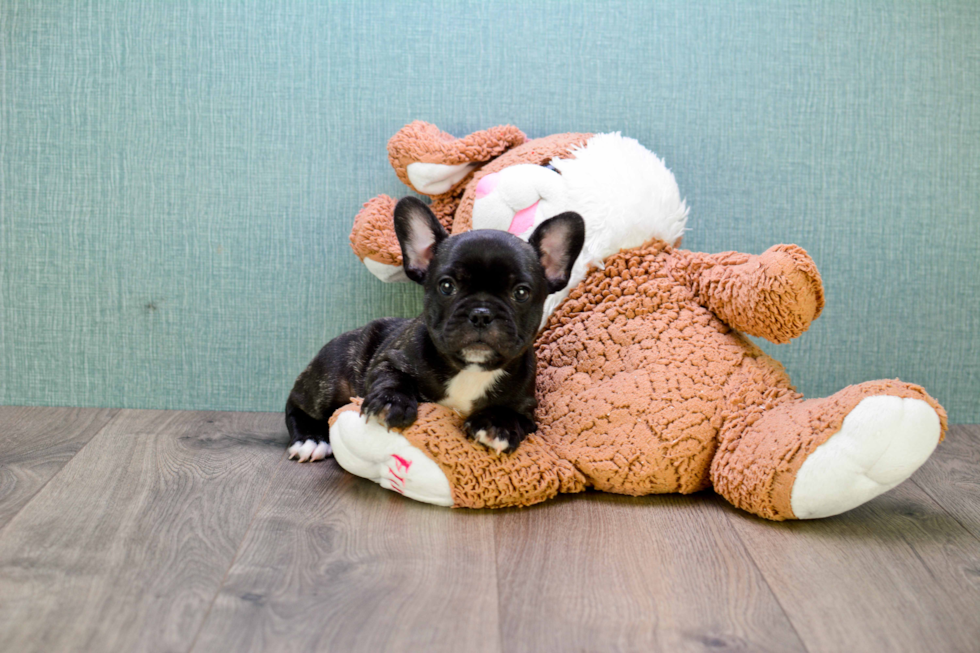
left=388, top=122, right=526, bottom=196
left=528, top=212, right=586, bottom=294
left=394, top=197, right=449, bottom=284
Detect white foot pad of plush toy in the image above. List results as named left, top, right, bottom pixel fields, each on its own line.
left=330, top=411, right=454, bottom=506
left=791, top=396, right=941, bottom=519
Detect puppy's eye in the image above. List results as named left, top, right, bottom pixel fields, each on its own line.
left=513, top=285, right=531, bottom=303
left=541, top=162, right=560, bottom=174
left=438, top=279, right=457, bottom=296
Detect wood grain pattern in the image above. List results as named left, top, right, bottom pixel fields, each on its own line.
left=727, top=479, right=980, bottom=653
left=0, top=406, right=118, bottom=530
left=0, top=409, right=284, bottom=653
left=1, top=409, right=979, bottom=653
left=494, top=492, right=806, bottom=653
left=190, top=460, right=501, bottom=653
left=911, top=425, right=980, bottom=542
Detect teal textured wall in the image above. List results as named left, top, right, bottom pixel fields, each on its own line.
left=2, top=1, right=978, bottom=421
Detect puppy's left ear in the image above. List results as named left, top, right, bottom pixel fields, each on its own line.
left=394, top=197, right=449, bottom=284
left=529, top=212, right=585, bottom=294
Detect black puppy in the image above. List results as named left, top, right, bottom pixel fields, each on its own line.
left=285, top=196, right=585, bottom=462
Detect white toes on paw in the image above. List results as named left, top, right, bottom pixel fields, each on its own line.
left=287, top=439, right=311, bottom=460
left=791, top=396, right=941, bottom=519
left=475, top=429, right=508, bottom=455
left=310, top=441, right=332, bottom=461
left=288, top=439, right=331, bottom=463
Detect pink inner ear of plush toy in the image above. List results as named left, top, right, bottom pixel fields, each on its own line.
left=508, top=201, right=538, bottom=235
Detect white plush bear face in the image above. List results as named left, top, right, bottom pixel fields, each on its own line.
left=472, top=164, right=572, bottom=237
left=472, top=133, right=689, bottom=322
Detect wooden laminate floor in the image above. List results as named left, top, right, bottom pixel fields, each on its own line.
left=0, top=406, right=977, bottom=652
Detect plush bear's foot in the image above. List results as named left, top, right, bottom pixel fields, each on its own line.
left=790, top=396, right=941, bottom=519
left=329, top=410, right=454, bottom=506
left=363, top=257, right=409, bottom=283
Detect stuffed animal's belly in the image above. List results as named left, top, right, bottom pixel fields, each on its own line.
left=534, top=258, right=753, bottom=495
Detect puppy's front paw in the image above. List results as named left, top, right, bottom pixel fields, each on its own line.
left=287, top=439, right=332, bottom=462
left=464, top=407, right=536, bottom=455
left=361, top=390, right=419, bottom=430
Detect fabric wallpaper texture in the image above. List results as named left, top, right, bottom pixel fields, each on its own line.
left=1, top=1, right=978, bottom=421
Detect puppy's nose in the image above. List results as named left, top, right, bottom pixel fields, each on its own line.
left=468, top=307, right=494, bottom=329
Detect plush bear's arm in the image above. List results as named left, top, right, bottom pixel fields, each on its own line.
left=667, top=245, right=825, bottom=344
left=349, top=193, right=462, bottom=281
left=350, top=194, right=400, bottom=267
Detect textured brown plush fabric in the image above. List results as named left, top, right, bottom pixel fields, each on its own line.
left=349, top=194, right=399, bottom=265
left=710, top=377, right=947, bottom=520
left=342, top=122, right=947, bottom=519
left=334, top=239, right=947, bottom=518
left=330, top=400, right=586, bottom=509
left=398, top=403, right=587, bottom=510
left=387, top=121, right=527, bottom=194
left=666, top=245, right=825, bottom=344
left=539, top=241, right=943, bottom=517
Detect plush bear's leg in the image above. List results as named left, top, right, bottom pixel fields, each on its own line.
left=330, top=408, right=454, bottom=506
left=790, top=394, right=941, bottom=518
left=329, top=401, right=586, bottom=509
left=711, top=379, right=946, bottom=521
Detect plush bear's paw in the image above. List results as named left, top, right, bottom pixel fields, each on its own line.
left=330, top=410, right=453, bottom=506
left=363, top=257, right=410, bottom=283
left=287, top=439, right=332, bottom=462
left=360, top=390, right=419, bottom=430
left=464, top=407, right=536, bottom=455
left=790, top=396, right=941, bottom=519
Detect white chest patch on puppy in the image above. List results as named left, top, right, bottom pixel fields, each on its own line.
left=439, top=366, right=506, bottom=417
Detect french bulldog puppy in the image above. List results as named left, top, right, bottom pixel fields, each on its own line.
left=286, top=196, right=585, bottom=462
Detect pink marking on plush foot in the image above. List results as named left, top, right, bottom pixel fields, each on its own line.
left=508, top=201, right=539, bottom=235
left=387, top=467, right=405, bottom=484
left=475, top=172, right=500, bottom=199
left=391, top=454, right=413, bottom=472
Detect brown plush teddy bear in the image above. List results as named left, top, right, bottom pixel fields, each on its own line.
left=318, top=121, right=945, bottom=521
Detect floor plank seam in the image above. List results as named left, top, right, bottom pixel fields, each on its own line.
left=908, top=477, right=980, bottom=547
left=490, top=515, right=505, bottom=653
left=184, top=450, right=289, bottom=653
left=719, top=509, right=812, bottom=653
left=0, top=407, right=121, bottom=540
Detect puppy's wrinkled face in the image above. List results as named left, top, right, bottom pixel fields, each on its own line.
left=424, top=231, right=546, bottom=368
left=394, top=196, right=585, bottom=370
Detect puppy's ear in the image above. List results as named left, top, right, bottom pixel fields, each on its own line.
left=529, top=212, right=586, bottom=294
left=394, top=197, right=449, bottom=284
